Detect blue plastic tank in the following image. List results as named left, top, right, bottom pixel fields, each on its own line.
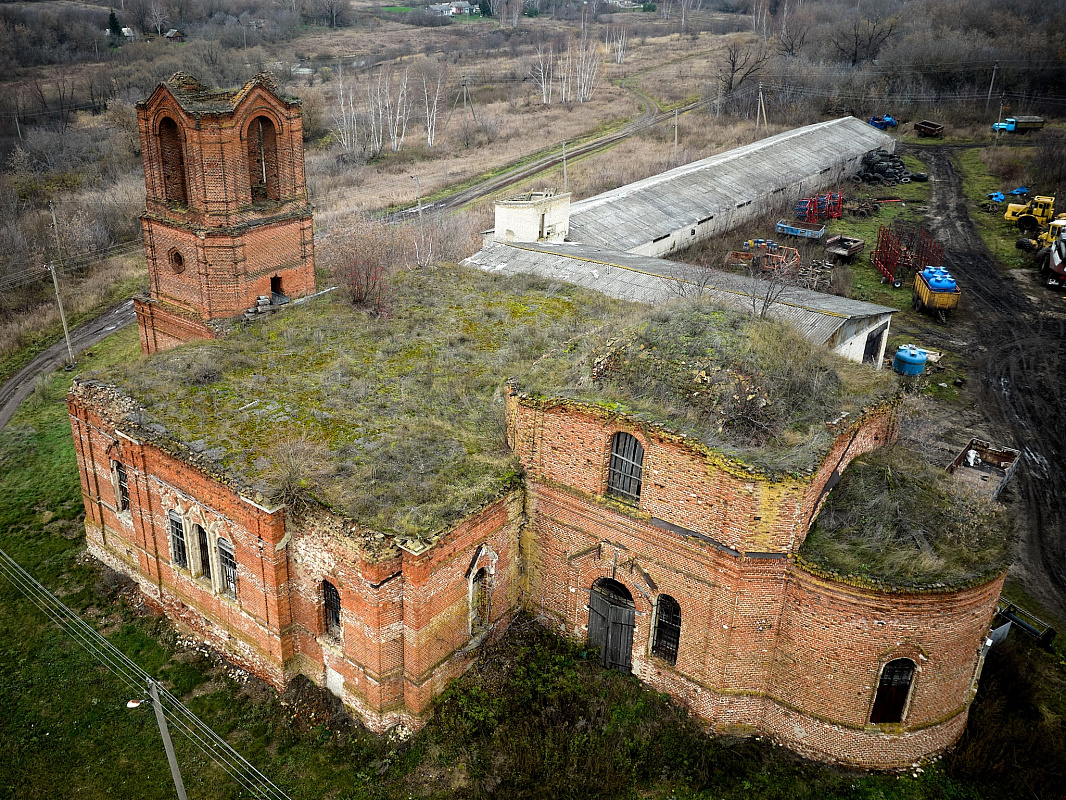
left=893, top=345, right=928, bottom=376
left=929, top=272, right=957, bottom=292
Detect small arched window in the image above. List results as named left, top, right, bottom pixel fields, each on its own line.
left=608, top=432, right=644, bottom=503
left=870, top=658, right=916, bottom=724
left=168, top=511, right=188, bottom=569
left=217, top=538, right=238, bottom=599
left=651, top=594, right=681, bottom=665
left=323, top=580, right=341, bottom=635
left=471, top=567, right=489, bottom=633
left=195, top=524, right=212, bottom=581
left=158, top=117, right=188, bottom=204
left=247, top=115, right=279, bottom=202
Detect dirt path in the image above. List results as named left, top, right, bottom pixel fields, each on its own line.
left=0, top=300, right=136, bottom=431
left=918, top=145, right=1066, bottom=621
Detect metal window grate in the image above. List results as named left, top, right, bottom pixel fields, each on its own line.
left=168, top=512, right=188, bottom=569
left=651, top=594, right=682, bottom=665
left=471, top=568, right=489, bottom=632
left=323, top=580, right=341, bottom=634
left=218, top=539, right=238, bottom=599
left=196, top=525, right=212, bottom=581
left=114, top=462, right=130, bottom=511
left=870, top=658, right=915, bottom=724
left=608, top=432, right=644, bottom=503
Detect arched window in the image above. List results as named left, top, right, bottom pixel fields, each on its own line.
left=158, top=117, right=188, bottom=204
left=195, top=524, right=212, bottom=581
left=217, top=538, right=238, bottom=599
left=651, top=594, right=681, bottom=665
left=870, top=658, right=915, bottom=724
left=471, top=567, right=489, bottom=633
left=112, top=460, right=130, bottom=512
left=608, top=432, right=644, bottom=503
left=247, top=115, right=279, bottom=202
left=168, top=511, right=188, bottom=569
left=323, top=580, right=341, bottom=635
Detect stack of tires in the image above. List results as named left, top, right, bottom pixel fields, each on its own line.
left=854, top=149, right=928, bottom=186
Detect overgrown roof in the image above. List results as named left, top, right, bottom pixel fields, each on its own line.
left=92, top=265, right=894, bottom=538
left=799, top=445, right=1013, bottom=588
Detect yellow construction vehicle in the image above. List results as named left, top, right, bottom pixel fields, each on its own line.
left=1005, top=196, right=1055, bottom=232
left=1017, top=217, right=1066, bottom=252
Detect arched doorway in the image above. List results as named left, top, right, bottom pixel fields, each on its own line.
left=588, top=578, right=635, bottom=673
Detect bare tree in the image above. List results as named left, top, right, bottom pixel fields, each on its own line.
left=576, top=30, right=601, bottom=103
left=830, top=14, right=898, bottom=67
left=776, top=8, right=810, bottom=57
left=751, top=0, right=770, bottom=40
left=605, top=26, right=627, bottom=65
left=147, top=2, right=169, bottom=36
left=722, top=41, right=768, bottom=93
left=529, top=44, right=554, bottom=104
left=332, top=68, right=360, bottom=156
left=418, top=62, right=447, bottom=147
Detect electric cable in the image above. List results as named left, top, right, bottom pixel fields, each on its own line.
left=0, top=546, right=293, bottom=800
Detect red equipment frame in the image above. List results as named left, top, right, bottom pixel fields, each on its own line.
left=871, top=223, right=944, bottom=287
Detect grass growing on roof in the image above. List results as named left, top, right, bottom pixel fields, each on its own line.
left=524, top=302, right=895, bottom=472
left=97, top=266, right=631, bottom=538
left=800, top=445, right=1012, bottom=586
left=94, top=267, right=893, bottom=537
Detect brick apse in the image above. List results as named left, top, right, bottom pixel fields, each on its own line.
left=69, top=378, right=1004, bottom=768
left=134, top=73, right=315, bottom=354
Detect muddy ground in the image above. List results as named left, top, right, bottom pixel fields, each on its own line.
left=914, top=145, right=1066, bottom=622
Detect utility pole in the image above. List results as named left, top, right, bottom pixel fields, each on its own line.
left=755, top=83, right=767, bottom=131
left=716, top=69, right=723, bottom=119
left=985, top=61, right=998, bottom=112
left=562, top=141, right=568, bottom=193
left=48, top=201, right=75, bottom=367
left=995, top=97, right=1003, bottom=146
left=673, top=108, right=679, bottom=163
left=130, top=680, right=188, bottom=800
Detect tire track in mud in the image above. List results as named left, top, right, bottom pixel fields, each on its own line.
left=917, top=145, right=1066, bottom=613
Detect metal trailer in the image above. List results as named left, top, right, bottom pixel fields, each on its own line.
left=825, top=234, right=865, bottom=262
left=776, top=219, right=825, bottom=239
left=912, top=272, right=961, bottom=322
left=914, top=120, right=945, bottom=138
left=946, top=438, right=1020, bottom=501
left=871, top=223, right=944, bottom=288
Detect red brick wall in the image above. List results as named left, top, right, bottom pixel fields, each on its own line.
left=135, top=78, right=316, bottom=352
left=69, top=378, right=1004, bottom=764
left=69, top=381, right=521, bottom=731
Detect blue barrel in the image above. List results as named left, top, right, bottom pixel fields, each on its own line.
left=893, top=345, right=928, bottom=376
left=929, top=273, right=957, bottom=292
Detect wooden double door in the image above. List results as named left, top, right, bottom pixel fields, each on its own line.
left=588, top=578, right=635, bottom=673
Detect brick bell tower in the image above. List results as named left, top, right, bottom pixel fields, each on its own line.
left=134, top=72, right=315, bottom=354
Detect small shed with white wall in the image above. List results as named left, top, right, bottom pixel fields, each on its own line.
left=493, top=190, right=571, bottom=244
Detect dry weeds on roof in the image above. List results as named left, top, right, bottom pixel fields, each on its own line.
left=99, top=265, right=629, bottom=538
left=800, top=446, right=1013, bottom=587
left=524, top=303, right=896, bottom=473
left=96, top=267, right=893, bottom=536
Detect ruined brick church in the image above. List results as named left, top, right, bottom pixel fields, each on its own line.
left=68, top=75, right=1005, bottom=768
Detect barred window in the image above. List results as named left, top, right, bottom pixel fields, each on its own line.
left=114, top=461, right=130, bottom=511
left=607, top=432, right=644, bottom=503
left=870, top=658, right=915, bottom=724
left=471, top=568, right=489, bottom=633
left=651, top=595, right=682, bottom=665
left=196, top=524, right=212, bottom=581
left=218, top=538, right=238, bottom=599
left=168, top=512, right=188, bottom=569
left=323, top=580, right=341, bottom=635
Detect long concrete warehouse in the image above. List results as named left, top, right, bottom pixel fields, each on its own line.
left=566, top=116, right=895, bottom=257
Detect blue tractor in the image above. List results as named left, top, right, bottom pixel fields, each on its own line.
left=868, top=115, right=898, bottom=130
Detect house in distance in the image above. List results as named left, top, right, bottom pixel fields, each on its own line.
left=68, top=75, right=1009, bottom=768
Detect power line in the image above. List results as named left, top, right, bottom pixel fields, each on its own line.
left=0, top=546, right=293, bottom=800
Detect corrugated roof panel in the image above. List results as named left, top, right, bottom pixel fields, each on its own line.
left=568, top=117, right=894, bottom=253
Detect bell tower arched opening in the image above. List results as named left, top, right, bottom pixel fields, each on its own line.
left=247, top=115, right=280, bottom=202
left=158, top=117, right=188, bottom=204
